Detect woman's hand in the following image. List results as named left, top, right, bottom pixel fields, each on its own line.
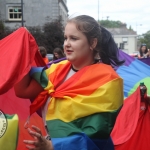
left=23, top=125, right=53, bottom=150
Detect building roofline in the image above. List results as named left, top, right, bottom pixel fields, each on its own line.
left=59, top=0, right=68, bottom=12
left=113, top=35, right=138, bottom=37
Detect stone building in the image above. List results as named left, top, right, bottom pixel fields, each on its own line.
left=0, top=0, right=68, bottom=29
left=107, top=24, right=137, bottom=54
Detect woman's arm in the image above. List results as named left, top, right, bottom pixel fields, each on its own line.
left=14, top=73, right=44, bottom=99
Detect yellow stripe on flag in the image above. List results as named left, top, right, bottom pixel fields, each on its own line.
left=46, top=78, right=123, bottom=122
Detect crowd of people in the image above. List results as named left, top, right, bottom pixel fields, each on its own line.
left=39, top=46, right=65, bottom=64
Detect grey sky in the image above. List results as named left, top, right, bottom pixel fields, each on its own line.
left=67, top=0, right=150, bottom=35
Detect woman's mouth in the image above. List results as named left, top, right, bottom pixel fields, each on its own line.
left=66, top=50, right=73, bottom=54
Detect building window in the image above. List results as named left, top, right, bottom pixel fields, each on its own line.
left=8, top=7, right=22, bottom=21
left=122, top=37, right=128, bottom=44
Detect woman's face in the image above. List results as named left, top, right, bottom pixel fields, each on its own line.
left=141, top=46, right=146, bottom=53
left=54, top=52, right=59, bottom=58
left=64, top=22, right=93, bottom=65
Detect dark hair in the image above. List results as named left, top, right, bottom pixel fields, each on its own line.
left=139, top=44, right=148, bottom=57
left=67, top=15, right=124, bottom=67
left=53, top=47, right=65, bottom=60
left=39, top=46, right=47, bottom=57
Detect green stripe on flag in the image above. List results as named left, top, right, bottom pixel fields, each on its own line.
left=47, top=108, right=121, bottom=139
left=32, top=71, right=48, bottom=88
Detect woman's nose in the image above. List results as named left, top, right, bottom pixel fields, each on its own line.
left=64, top=39, right=70, bottom=47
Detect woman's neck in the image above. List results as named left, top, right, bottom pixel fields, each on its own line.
left=72, top=58, right=95, bottom=71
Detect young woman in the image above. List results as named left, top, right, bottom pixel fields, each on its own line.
left=138, top=44, right=149, bottom=58
left=53, top=47, right=65, bottom=60
left=14, top=15, right=124, bottom=150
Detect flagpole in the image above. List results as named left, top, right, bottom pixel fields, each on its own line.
left=21, top=0, right=24, bottom=26
left=98, top=0, right=99, bottom=22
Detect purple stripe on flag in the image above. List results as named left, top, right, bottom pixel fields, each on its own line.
left=138, top=58, right=150, bottom=66
left=119, top=50, right=135, bottom=66
left=47, top=57, right=66, bottom=68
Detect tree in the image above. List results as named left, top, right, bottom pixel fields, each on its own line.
left=139, top=31, right=150, bottom=48
left=28, top=20, right=64, bottom=53
left=0, top=19, right=13, bottom=40
left=0, top=20, right=5, bottom=39
left=129, top=25, right=133, bottom=31
left=0, top=19, right=64, bottom=53
left=43, top=20, right=64, bottom=53
left=99, top=20, right=124, bottom=28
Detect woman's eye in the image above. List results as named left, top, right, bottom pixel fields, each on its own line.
left=71, top=37, right=77, bottom=40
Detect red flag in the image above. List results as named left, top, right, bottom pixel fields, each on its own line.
left=111, top=87, right=150, bottom=149
left=0, top=27, right=45, bottom=94
left=0, top=28, right=47, bottom=149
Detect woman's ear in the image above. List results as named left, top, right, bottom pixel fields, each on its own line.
left=90, top=38, right=97, bottom=50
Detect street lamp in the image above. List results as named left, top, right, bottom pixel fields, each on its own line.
left=98, top=0, right=99, bottom=22
left=21, top=0, right=24, bottom=26
left=106, top=16, right=109, bottom=20
left=136, top=24, right=142, bottom=35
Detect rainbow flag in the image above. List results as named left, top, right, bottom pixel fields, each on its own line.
left=0, top=114, right=18, bottom=150
left=30, top=60, right=123, bottom=149
left=117, top=50, right=150, bottom=97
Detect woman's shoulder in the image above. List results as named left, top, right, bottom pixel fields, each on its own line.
left=46, top=60, right=69, bottom=73
left=97, top=63, right=120, bottom=78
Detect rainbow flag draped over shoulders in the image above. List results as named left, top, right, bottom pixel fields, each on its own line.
left=30, top=60, right=123, bottom=149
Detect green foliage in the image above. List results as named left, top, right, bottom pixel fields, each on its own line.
left=139, top=31, right=150, bottom=48
left=99, top=20, right=124, bottom=28
left=43, top=21, right=64, bottom=53
left=28, top=20, right=64, bottom=53
left=0, top=20, right=5, bottom=39
left=129, top=25, right=133, bottom=31
left=0, top=20, right=13, bottom=39
left=0, top=20, right=64, bottom=53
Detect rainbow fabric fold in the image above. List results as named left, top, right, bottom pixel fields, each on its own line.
left=30, top=60, right=123, bottom=149
left=117, top=50, right=150, bottom=97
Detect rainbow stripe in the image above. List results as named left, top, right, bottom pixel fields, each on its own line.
left=30, top=60, right=123, bottom=149
left=117, top=50, right=150, bottom=97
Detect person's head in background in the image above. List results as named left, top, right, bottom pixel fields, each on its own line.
left=39, top=46, right=49, bottom=64
left=64, top=15, right=124, bottom=69
left=39, top=46, right=47, bottom=58
left=53, top=47, right=65, bottom=60
left=139, top=44, right=148, bottom=57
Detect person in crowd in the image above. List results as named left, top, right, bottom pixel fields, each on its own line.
left=39, top=46, right=49, bottom=64
left=138, top=44, right=150, bottom=58
left=53, top=47, right=65, bottom=60
left=14, top=15, right=124, bottom=150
